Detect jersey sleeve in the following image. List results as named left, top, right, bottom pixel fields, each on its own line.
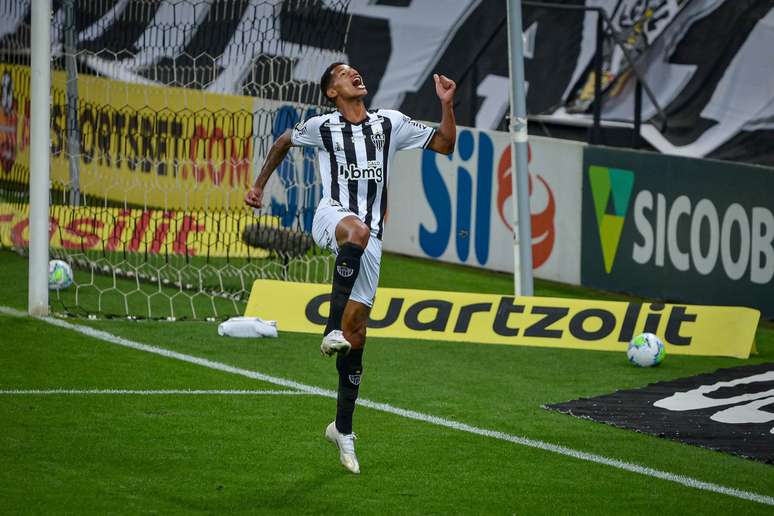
left=385, top=110, right=436, bottom=151
left=290, top=115, right=325, bottom=148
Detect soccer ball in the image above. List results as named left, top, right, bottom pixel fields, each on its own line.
left=627, top=333, right=665, bottom=367
left=48, top=259, right=73, bottom=290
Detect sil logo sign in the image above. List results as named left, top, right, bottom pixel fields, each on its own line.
left=419, top=129, right=556, bottom=268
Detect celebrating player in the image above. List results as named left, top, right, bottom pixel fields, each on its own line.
left=245, top=63, right=456, bottom=474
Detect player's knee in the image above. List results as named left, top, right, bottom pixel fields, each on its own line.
left=347, top=222, right=370, bottom=248
left=335, top=217, right=370, bottom=248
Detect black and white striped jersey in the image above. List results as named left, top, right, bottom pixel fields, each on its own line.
left=291, top=109, right=436, bottom=239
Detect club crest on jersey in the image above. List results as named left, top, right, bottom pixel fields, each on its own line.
left=348, top=374, right=361, bottom=386
left=371, top=132, right=385, bottom=152
left=337, top=161, right=383, bottom=182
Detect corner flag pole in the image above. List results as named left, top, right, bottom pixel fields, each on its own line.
left=506, top=0, right=534, bottom=296
left=29, top=0, right=52, bottom=316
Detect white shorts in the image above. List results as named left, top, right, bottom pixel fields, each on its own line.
left=311, top=197, right=382, bottom=307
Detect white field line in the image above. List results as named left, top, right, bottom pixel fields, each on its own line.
left=1, top=305, right=772, bottom=507
left=0, top=389, right=309, bottom=395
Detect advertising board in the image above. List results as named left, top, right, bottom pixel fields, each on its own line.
left=582, top=146, right=774, bottom=318
left=384, top=131, right=583, bottom=285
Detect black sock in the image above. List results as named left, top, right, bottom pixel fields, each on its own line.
left=324, top=242, right=364, bottom=335
left=335, top=348, right=363, bottom=435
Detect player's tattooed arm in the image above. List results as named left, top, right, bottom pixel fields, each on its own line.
left=245, top=129, right=293, bottom=208
left=428, top=73, right=457, bottom=155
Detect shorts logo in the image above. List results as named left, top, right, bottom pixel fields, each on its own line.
left=337, top=265, right=355, bottom=278
left=348, top=374, right=361, bottom=386
left=371, top=132, right=385, bottom=152
left=338, top=161, right=383, bottom=182
left=328, top=199, right=350, bottom=214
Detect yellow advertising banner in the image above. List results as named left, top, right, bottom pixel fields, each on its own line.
left=0, top=203, right=273, bottom=258
left=1, top=64, right=256, bottom=209
left=245, top=280, right=760, bottom=358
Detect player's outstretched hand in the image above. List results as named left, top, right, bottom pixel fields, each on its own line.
left=433, top=73, right=456, bottom=105
left=245, top=184, right=264, bottom=208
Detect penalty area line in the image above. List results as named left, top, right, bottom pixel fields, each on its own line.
left=0, top=389, right=310, bottom=396
left=1, top=305, right=772, bottom=508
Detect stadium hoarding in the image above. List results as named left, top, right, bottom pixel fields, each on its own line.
left=245, top=279, right=760, bottom=358
left=0, top=63, right=321, bottom=212
left=582, top=146, right=774, bottom=319
left=384, top=130, right=584, bottom=285
left=4, top=1, right=773, bottom=166
left=0, top=202, right=275, bottom=258
left=3, top=63, right=328, bottom=241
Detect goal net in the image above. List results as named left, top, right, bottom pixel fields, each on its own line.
left=0, top=0, right=351, bottom=319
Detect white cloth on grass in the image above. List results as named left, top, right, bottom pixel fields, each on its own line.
left=218, top=317, right=278, bottom=338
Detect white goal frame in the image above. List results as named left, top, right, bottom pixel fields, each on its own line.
left=28, top=0, right=51, bottom=316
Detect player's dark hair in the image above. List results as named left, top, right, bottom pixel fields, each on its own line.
left=320, top=62, right=345, bottom=103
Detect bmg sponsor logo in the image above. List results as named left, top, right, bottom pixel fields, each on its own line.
left=337, top=161, right=383, bottom=182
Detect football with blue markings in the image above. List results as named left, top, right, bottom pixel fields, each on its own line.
left=48, top=259, right=73, bottom=291
left=627, top=333, right=666, bottom=367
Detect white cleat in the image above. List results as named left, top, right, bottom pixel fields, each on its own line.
left=325, top=422, right=360, bottom=474
left=320, top=330, right=352, bottom=356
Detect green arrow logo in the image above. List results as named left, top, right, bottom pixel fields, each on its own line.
left=588, top=165, right=634, bottom=274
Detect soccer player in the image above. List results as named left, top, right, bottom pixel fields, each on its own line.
left=245, top=63, right=456, bottom=474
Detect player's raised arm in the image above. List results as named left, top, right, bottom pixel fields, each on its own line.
left=244, top=129, right=293, bottom=208
left=427, top=73, right=457, bottom=155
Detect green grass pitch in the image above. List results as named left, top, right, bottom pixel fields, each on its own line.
left=0, top=249, right=772, bottom=514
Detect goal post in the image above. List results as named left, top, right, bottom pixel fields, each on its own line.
left=506, top=0, right=534, bottom=297
left=1, top=0, right=352, bottom=320
left=28, top=0, right=51, bottom=316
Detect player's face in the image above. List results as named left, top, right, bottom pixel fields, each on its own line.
left=327, top=64, right=367, bottom=102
